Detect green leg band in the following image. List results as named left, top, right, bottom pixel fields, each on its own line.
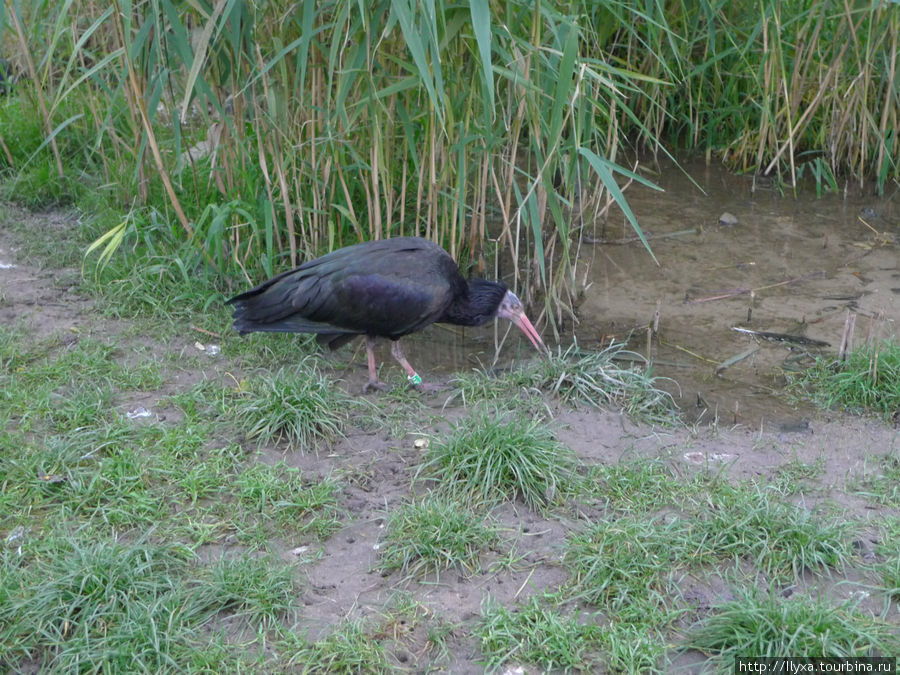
left=408, top=373, right=422, bottom=386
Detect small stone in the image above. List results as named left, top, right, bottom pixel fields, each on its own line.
left=852, top=539, right=876, bottom=560
left=718, top=212, right=739, bottom=226
left=859, top=207, right=878, bottom=219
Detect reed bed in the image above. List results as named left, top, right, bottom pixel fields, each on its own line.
left=0, top=0, right=895, bottom=329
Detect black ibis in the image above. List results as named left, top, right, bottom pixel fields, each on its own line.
left=226, top=237, right=546, bottom=391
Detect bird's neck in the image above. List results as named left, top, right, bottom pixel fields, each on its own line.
left=441, top=280, right=507, bottom=327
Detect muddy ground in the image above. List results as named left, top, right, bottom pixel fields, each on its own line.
left=2, top=192, right=899, bottom=672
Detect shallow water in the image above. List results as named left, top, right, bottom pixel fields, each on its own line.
left=383, top=160, right=899, bottom=426
left=578, top=160, right=898, bottom=426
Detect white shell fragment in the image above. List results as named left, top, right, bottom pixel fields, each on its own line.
left=194, top=341, right=221, bottom=356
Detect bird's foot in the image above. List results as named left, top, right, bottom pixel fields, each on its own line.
left=363, top=379, right=389, bottom=393
left=411, top=380, right=448, bottom=394
left=403, top=370, right=446, bottom=393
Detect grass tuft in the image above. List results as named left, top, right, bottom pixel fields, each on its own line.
left=602, top=621, right=668, bottom=674
left=234, top=462, right=340, bottom=538
left=852, top=451, right=900, bottom=508
left=417, top=407, right=578, bottom=509
left=564, top=482, right=851, bottom=613
left=231, top=361, right=352, bottom=449
left=771, top=456, right=827, bottom=495
left=0, top=424, right=168, bottom=530
left=876, top=517, right=900, bottom=599
left=584, top=459, right=698, bottom=512
left=452, top=343, right=679, bottom=425
left=205, top=554, right=298, bottom=628
left=0, top=538, right=203, bottom=672
left=882, top=555, right=900, bottom=600
left=698, top=484, right=851, bottom=578
left=85, top=245, right=228, bottom=324
left=564, top=515, right=690, bottom=610
left=286, top=619, right=391, bottom=673
left=686, top=585, right=900, bottom=660
left=476, top=594, right=603, bottom=672
left=377, top=494, right=498, bottom=580
left=791, top=341, right=900, bottom=419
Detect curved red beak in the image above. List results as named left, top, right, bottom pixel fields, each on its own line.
left=496, top=290, right=548, bottom=356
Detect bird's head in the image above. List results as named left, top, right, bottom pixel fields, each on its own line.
left=496, top=290, right=548, bottom=356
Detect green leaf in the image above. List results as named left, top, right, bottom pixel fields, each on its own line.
left=469, top=0, right=494, bottom=111
left=578, top=147, right=659, bottom=264
left=83, top=220, right=128, bottom=275
left=391, top=0, right=443, bottom=120
left=549, top=23, right=579, bottom=147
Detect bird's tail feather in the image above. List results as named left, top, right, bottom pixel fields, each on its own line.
left=231, top=315, right=353, bottom=336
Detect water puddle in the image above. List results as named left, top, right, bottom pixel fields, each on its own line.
left=371, top=160, right=898, bottom=428
left=576, top=160, right=898, bottom=426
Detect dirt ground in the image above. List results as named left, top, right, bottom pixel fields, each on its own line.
left=2, top=204, right=899, bottom=672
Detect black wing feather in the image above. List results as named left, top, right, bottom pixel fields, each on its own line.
left=227, top=237, right=466, bottom=339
